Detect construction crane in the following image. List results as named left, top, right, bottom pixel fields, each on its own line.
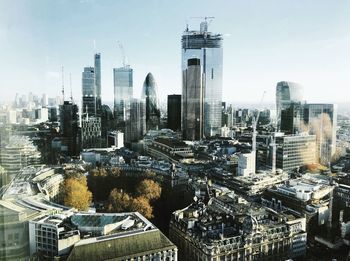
left=61, top=66, right=65, bottom=104
left=187, top=16, right=215, bottom=32
left=249, top=91, right=266, bottom=175
left=117, top=41, right=127, bottom=67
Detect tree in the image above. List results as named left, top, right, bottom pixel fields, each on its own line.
left=130, top=196, right=153, bottom=219
left=136, top=179, right=161, bottom=201
left=64, top=177, right=92, bottom=211
left=108, top=189, right=132, bottom=212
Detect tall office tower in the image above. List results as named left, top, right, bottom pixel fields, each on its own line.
left=113, top=66, right=133, bottom=126
left=275, top=134, right=317, bottom=172
left=167, top=94, right=181, bottom=131
left=59, top=101, right=80, bottom=156
left=142, top=72, right=160, bottom=131
left=304, top=104, right=337, bottom=164
left=126, top=98, right=146, bottom=142
left=182, top=58, right=204, bottom=140
left=101, top=104, right=114, bottom=147
left=182, top=19, right=223, bottom=137
left=82, top=67, right=96, bottom=117
left=94, top=53, right=102, bottom=115
left=82, top=116, right=102, bottom=149
left=280, top=102, right=305, bottom=134
left=276, top=81, right=304, bottom=131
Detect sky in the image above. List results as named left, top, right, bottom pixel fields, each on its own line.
left=1, top=0, right=350, bottom=105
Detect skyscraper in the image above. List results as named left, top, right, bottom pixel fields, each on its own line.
left=182, top=58, right=203, bottom=140
left=82, top=67, right=96, bottom=117
left=167, top=94, right=181, bottom=131
left=304, top=103, right=337, bottom=164
left=126, top=98, right=146, bottom=142
left=276, top=81, right=304, bottom=131
left=113, top=66, right=133, bottom=126
left=59, top=101, right=80, bottom=156
left=94, top=53, right=102, bottom=115
left=182, top=19, right=223, bottom=137
left=142, top=72, right=160, bottom=131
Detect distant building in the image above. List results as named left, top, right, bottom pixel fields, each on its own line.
left=170, top=192, right=307, bottom=260
left=167, top=94, right=181, bottom=131
left=100, top=104, right=114, bottom=147
left=113, top=66, right=133, bottom=126
left=304, top=103, right=337, bottom=164
left=182, top=58, right=203, bottom=140
left=82, top=67, right=96, bottom=117
left=276, top=134, right=317, bottom=172
left=280, top=102, right=305, bottom=134
left=107, top=131, right=124, bottom=148
left=182, top=20, right=223, bottom=137
left=81, top=116, right=101, bottom=149
left=59, top=101, right=80, bottom=156
left=142, top=72, right=160, bottom=131
left=276, top=81, right=304, bottom=132
left=0, top=136, right=41, bottom=180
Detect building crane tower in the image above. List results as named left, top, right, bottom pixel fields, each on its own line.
left=117, top=41, right=127, bottom=67
left=250, top=91, right=266, bottom=174
left=61, top=66, right=65, bottom=104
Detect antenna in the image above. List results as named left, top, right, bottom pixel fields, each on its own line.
left=117, top=41, right=127, bottom=67
left=189, top=16, right=215, bottom=31
left=61, top=66, right=65, bottom=103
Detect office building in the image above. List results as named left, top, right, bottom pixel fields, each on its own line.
left=182, top=19, right=223, bottom=137
left=182, top=58, right=203, bottom=140
left=280, top=102, right=305, bottom=134
left=82, top=116, right=101, bottom=149
left=82, top=67, right=96, bottom=117
left=142, top=72, right=160, bottom=131
left=304, top=103, right=337, bottom=164
left=113, top=66, right=133, bottom=126
left=0, top=136, right=41, bottom=180
left=94, top=53, right=102, bottom=115
left=107, top=131, right=124, bottom=148
left=276, top=134, right=317, bottom=172
left=100, top=104, right=114, bottom=146
left=276, top=81, right=304, bottom=132
left=167, top=94, right=181, bottom=131
left=126, top=98, right=146, bottom=142
left=170, top=192, right=307, bottom=260
left=59, top=101, right=80, bottom=156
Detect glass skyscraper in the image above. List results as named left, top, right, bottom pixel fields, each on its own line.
left=113, top=66, right=133, bottom=126
left=276, top=81, right=304, bottom=132
left=182, top=58, right=203, bottom=140
left=141, top=72, right=160, bottom=131
left=182, top=20, right=223, bottom=137
left=94, top=53, right=102, bottom=115
left=82, top=67, right=96, bottom=117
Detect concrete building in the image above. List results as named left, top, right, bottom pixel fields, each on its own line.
left=81, top=116, right=101, bottom=149
left=276, top=134, right=317, bottom=172
left=0, top=135, right=41, bottom=180
left=236, top=152, right=255, bottom=176
left=107, top=131, right=124, bottom=148
left=170, top=192, right=307, bottom=261
left=145, top=137, right=194, bottom=163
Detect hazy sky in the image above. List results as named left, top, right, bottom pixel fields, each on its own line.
left=1, top=0, right=350, bottom=104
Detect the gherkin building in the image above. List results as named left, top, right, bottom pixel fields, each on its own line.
left=141, top=72, right=160, bottom=131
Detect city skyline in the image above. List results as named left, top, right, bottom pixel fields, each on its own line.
left=1, top=0, right=350, bottom=104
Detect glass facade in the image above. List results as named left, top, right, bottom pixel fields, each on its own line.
left=276, top=81, right=304, bottom=131
left=182, top=21, right=223, bottom=137
left=304, top=103, right=337, bottom=164
left=94, top=53, right=102, bottom=115
left=82, top=67, right=96, bottom=117
left=182, top=58, right=203, bottom=140
left=141, top=73, right=160, bottom=131
left=113, top=66, right=133, bottom=126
